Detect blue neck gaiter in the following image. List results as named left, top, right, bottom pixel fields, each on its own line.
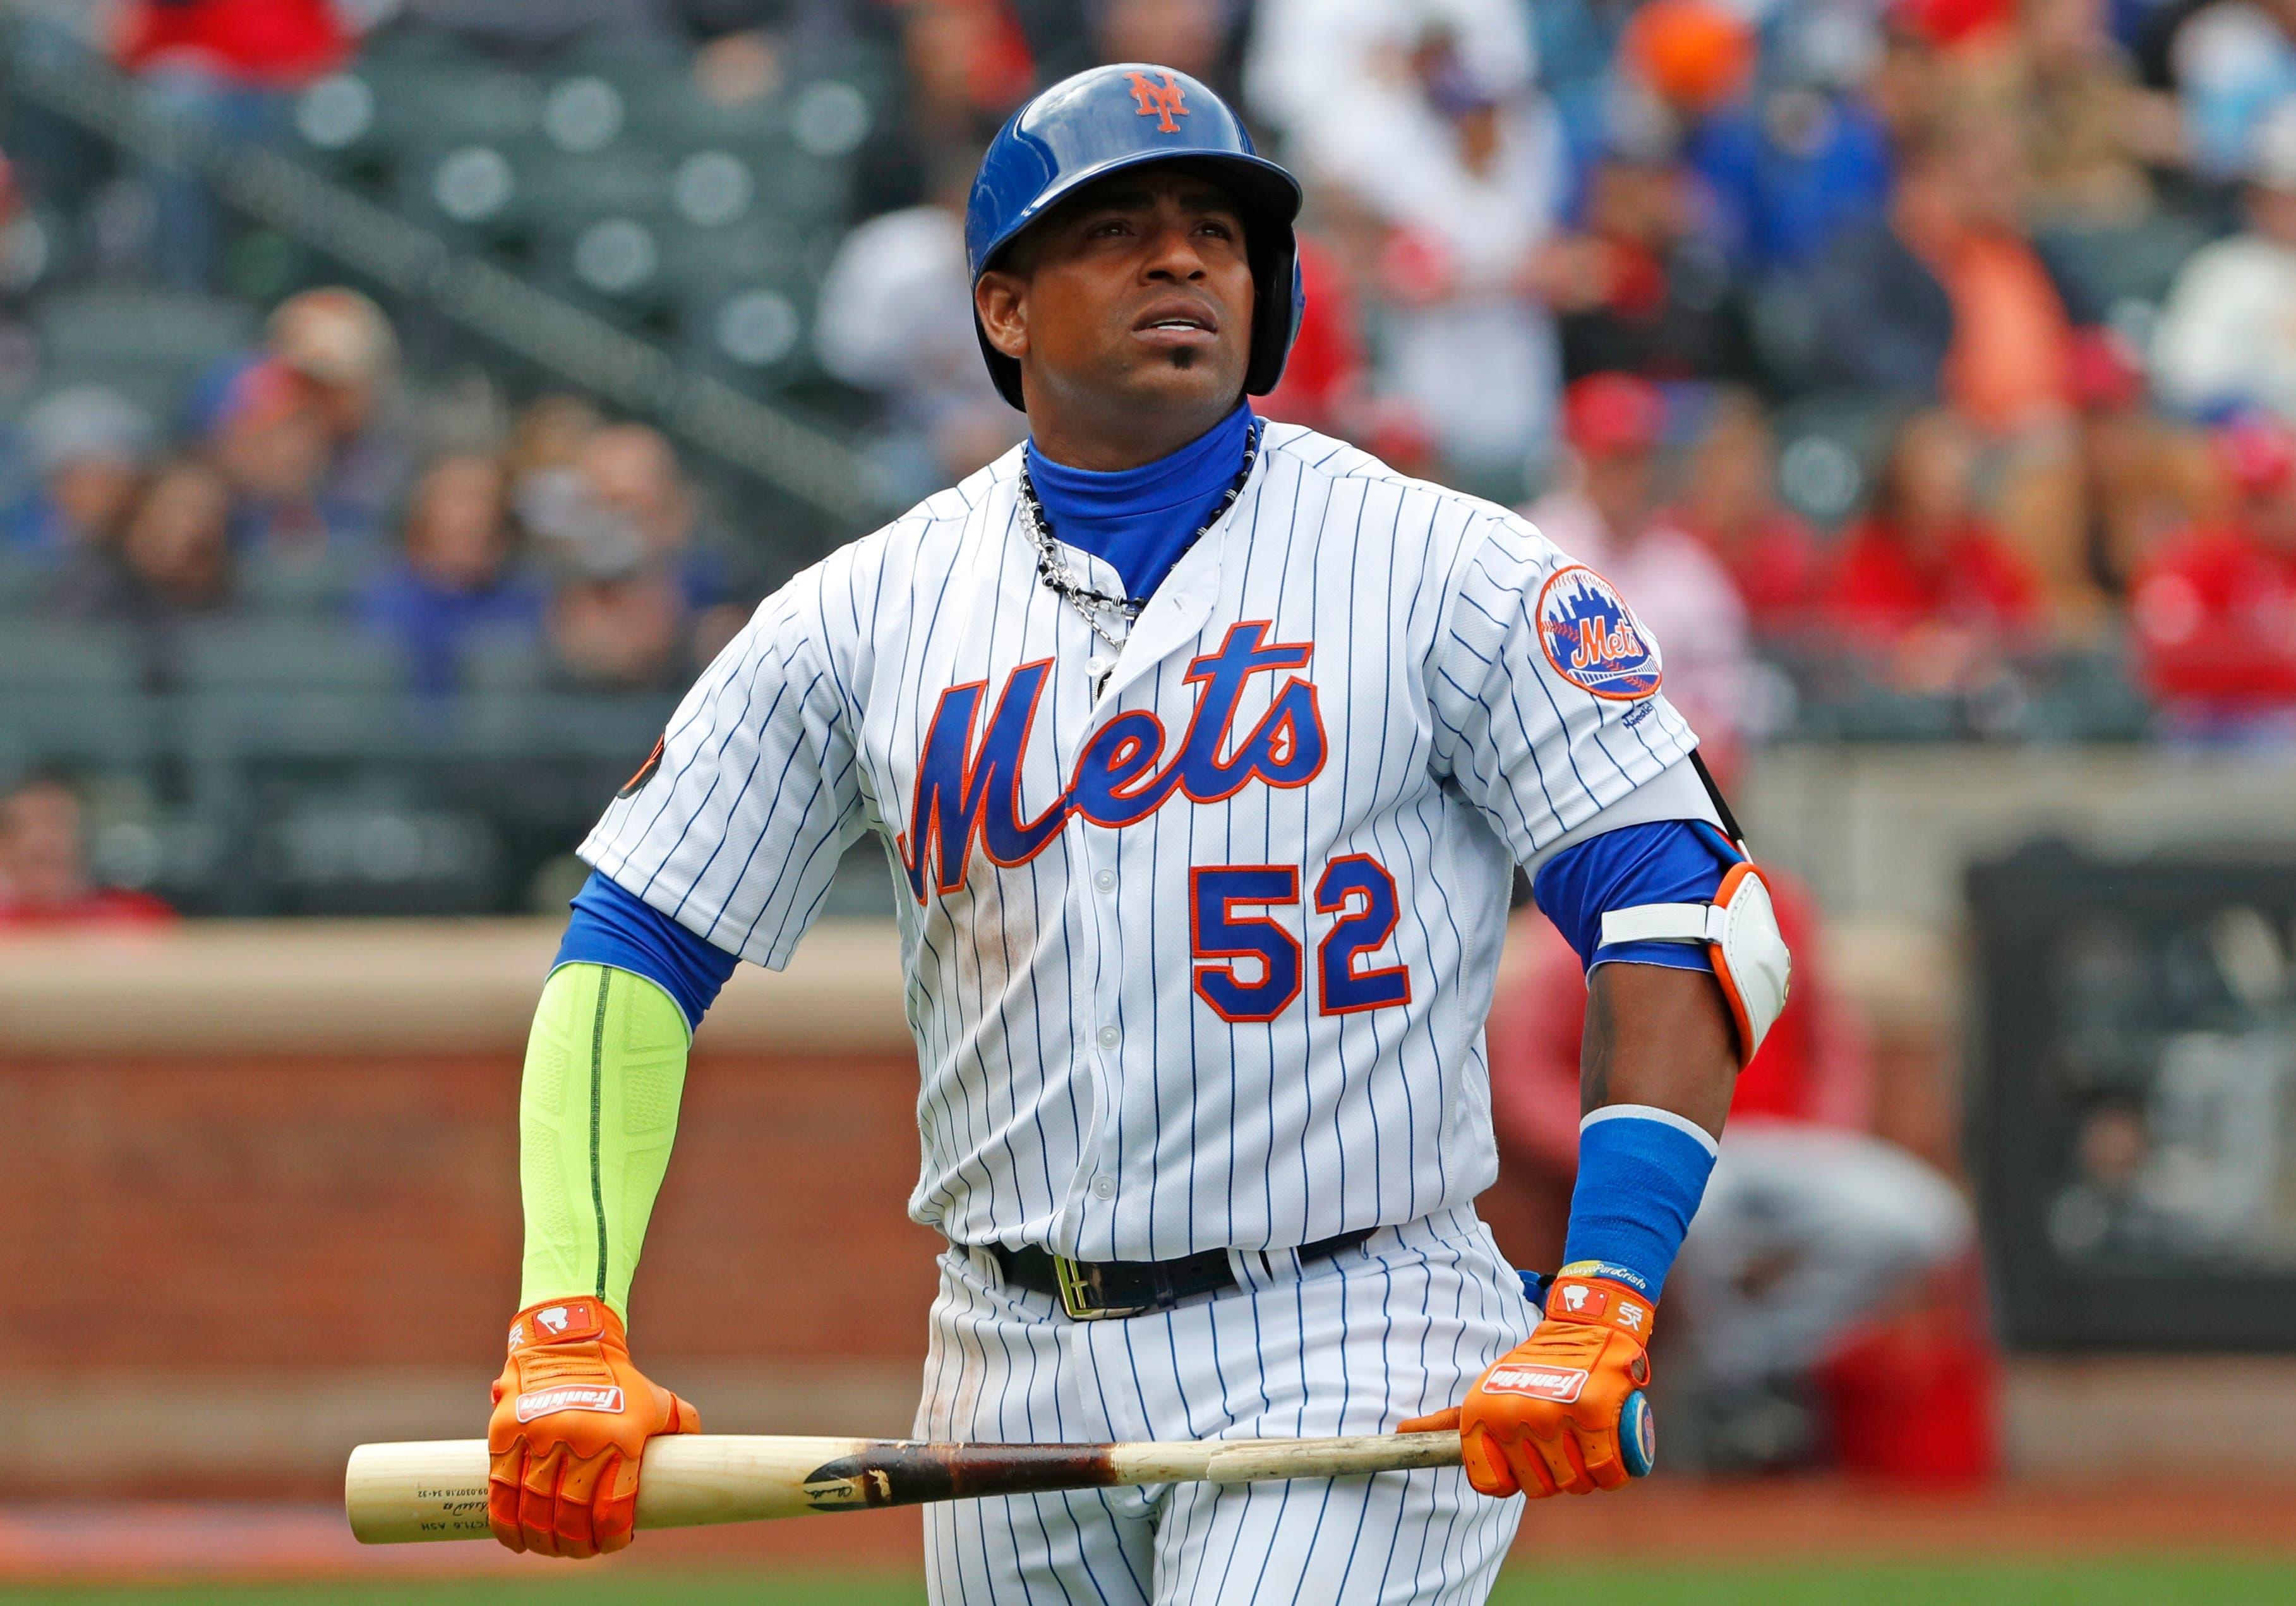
left=1025, top=403, right=1256, bottom=603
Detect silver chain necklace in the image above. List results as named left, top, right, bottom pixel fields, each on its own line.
left=1016, top=420, right=1263, bottom=695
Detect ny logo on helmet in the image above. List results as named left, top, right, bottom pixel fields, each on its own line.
left=1127, top=71, right=1189, bottom=133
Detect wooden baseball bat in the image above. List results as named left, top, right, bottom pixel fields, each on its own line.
left=347, top=1391, right=1654, bottom=1545
left=346, top=1430, right=1467, bottom=1544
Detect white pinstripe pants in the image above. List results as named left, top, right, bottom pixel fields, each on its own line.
left=915, top=1207, right=1533, bottom=1605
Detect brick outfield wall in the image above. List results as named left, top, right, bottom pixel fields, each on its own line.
left=0, top=1041, right=1566, bottom=1500
left=0, top=919, right=1575, bottom=1499
left=1, top=1047, right=946, bottom=1377
left=0, top=921, right=947, bottom=1495
left=8, top=921, right=2295, bottom=1497
left=0, top=1043, right=966, bottom=1498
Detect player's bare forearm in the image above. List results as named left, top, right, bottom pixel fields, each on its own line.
left=1580, top=961, right=1737, bottom=1139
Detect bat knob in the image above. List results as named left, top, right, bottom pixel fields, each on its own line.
left=1620, top=1390, right=1656, bottom=1478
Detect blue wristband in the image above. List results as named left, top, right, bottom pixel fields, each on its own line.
left=1560, top=1106, right=1719, bottom=1301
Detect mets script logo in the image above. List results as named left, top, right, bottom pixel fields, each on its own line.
left=1128, top=71, right=1189, bottom=133
left=1536, top=564, right=1661, bottom=701
left=898, top=622, right=1324, bottom=901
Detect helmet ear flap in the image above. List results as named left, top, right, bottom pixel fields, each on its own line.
left=1243, top=248, right=1304, bottom=397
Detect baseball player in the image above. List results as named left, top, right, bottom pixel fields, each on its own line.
left=485, top=64, right=1791, bottom=1603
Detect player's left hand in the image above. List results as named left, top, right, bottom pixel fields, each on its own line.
left=1398, top=1272, right=1654, bottom=1498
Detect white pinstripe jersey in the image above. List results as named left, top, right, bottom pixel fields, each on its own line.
left=580, top=421, right=1700, bottom=1262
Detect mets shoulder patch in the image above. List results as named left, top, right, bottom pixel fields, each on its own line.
left=1536, top=564, right=1662, bottom=701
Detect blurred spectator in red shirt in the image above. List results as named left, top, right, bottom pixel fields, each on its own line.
left=1668, top=389, right=1827, bottom=639
left=2130, top=414, right=2296, bottom=732
left=0, top=773, right=174, bottom=929
left=1525, top=374, right=1757, bottom=765
left=266, top=288, right=410, bottom=542
left=2065, top=325, right=2218, bottom=598
left=1810, top=111, right=2075, bottom=434
left=112, top=1, right=352, bottom=287
left=1255, top=234, right=1367, bottom=439
left=112, top=0, right=351, bottom=87
left=1825, top=409, right=2044, bottom=685
left=1544, top=147, right=1752, bottom=387
left=1916, top=110, right=2075, bottom=436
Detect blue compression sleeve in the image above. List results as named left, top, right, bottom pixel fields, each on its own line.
left=1533, top=819, right=1737, bottom=974
left=1561, top=1106, right=1720, bottom=1300
left=555, top=870, right=740, bottom=1031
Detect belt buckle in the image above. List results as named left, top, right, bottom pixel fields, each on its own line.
left=1052, top=1253, right=1149, bottom=1321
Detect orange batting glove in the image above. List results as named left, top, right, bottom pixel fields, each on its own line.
left=1401, top=1272, right=1653, bottom=1498
left=487, top=1296, right=699, bottom=1558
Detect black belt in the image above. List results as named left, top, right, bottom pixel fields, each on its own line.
left=983, top=1228, right=1378, bottom=1320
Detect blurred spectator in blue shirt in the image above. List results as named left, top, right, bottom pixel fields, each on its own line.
left=192, top=356, right=347, bottom=555
left=576, top=423, right=747, bottom=650
left=52, top=458, right=237, bottom=686
left=1806, top=117, right=1965, bottom=402
left=4, top=386, right=153, bottom=565
left=361, top=452, right=544, bottom=697
left=266, top=289, right=412, bottom=545
left=1526, top=0, right=1638, bottom=162
left=1678, top=2, right=1896, bottom=276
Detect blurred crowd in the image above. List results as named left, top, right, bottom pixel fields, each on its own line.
left=808, top=0, right=2296, bottom=746
left=1, top=279, right=747, bottom=697
left=4, top=0, right=2292, bottom=744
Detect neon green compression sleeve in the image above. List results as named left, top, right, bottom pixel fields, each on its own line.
left=517, top=962, right=692, bottom=1323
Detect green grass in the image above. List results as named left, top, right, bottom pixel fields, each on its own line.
left=8, top=1559, right=2296, bottom=1606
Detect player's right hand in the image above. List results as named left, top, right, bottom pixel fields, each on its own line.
left=487, top=1296, right=699, bottom=1558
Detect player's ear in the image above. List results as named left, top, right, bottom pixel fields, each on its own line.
left=975, top=270, right=1029, bottom=362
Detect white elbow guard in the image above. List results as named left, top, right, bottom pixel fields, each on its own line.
left=1596, top=861, right=1793, bottom=1063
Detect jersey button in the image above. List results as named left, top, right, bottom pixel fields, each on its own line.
left=1094, top=868, right=1116, bottom=891
left=1097, top=1024, right=1120, bottom=1049
left=1092, top=1176, right=1117, bottom=1200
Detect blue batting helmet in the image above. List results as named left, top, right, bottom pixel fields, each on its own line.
left=965, top=63, right=1305, bottom=411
